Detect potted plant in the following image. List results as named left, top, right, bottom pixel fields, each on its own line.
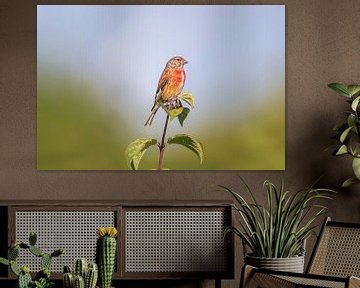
left=0, top=232, right=64, bottom=288
left=220, top=178, right=334, bottom=273
left=62, top=258, right=98, bottom=288
left=328, top=83, right=360, bottom=187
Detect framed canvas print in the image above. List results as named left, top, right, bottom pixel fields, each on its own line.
left=37, top=5, right=285, bottom=170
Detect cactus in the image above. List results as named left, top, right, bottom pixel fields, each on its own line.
left=63, top=272, right=74, bottom=288
left=29, top=245, right=44, bottom=257
left=41, top=253, right=52, bottom=270
left=96, top=227, right=118, bottom=288
left=0, top=232, right=63, bottom=288
left=64, top=265, right=72, bottom=273
left=9, top=246, right=19, bottom=260
left=85, top=263, right=98, bottom=288
left=51, top=248, right=64, bottom=257
left=10, top=260, right=20, bottom=276
left=29, top=232, right=37, bottom=246
left=63, top=259, right=98, bottom=288
left=19, top=243, right=30, bottom=249
left=74, top=258, right=88, bottom=279
left=18, top=269, right=32, bottom=288
left=73, top=275, right=85, bottom=288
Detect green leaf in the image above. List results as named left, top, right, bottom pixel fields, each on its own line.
left=352, top=157, right=360, bottom=179
left=178, top=92, right=195, bottom=108
left=349, top=135, right=360, bottom=157
left=351, top=96, right=360, bottom=111
left=340, top=126, right=352, bottom=143
left=40, top=254, right=51, bottom=269
left=342, top=177, right=360, bottom=188
left=167, top=134, right=204, bottom=164
left=10, top=261, right=20, bottom=276
left=167, top=108, right=183, bottom=119
left=347, top=114, right=359, bottom=134
left=0, top=257, right=9, bottom=266
left=336, top=144, right=348, bottom=155
left=328, top=83, right=350, bottom=97
left=9, top=247, right=19, bottom=260
left=177, top=108, right=190, bottom=126
left=347, top=114, right=356, bottom=128
left=29, top=246, right=44, bottom=257
left=125, top=138, right=157, bottom=170
left=347, top=85, right=360, bottom=97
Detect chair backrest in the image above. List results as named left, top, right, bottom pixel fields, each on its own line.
left=307, top=217, right=360, bottom=277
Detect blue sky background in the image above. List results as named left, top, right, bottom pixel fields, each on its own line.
left=37, top=5, right=285, bottom=170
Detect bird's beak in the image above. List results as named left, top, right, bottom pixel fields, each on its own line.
left=184, top=59, right=188, bottom=64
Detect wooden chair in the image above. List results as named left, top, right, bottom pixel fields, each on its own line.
left=241, top=217, right=360, bottom=288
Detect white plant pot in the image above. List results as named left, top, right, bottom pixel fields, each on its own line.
left=245, top=254, right=305, bottom=273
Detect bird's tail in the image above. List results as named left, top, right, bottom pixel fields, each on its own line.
left=144, top=105, right=160, bottom=126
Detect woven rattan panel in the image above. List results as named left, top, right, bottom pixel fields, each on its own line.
left=15, top=211, right=115, bottom=272
left=277, top=275, right=345, bottom=288
left=125, top=210, right=227, bottom=273
left=310, top=226, right=360, bottom=277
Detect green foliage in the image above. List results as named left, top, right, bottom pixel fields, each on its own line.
left=177, top=108, right=190, bottom=127
left=342, top=177, right=360, bottom=187
left=329, top=82, right=360, bottom=187
left=178, top=92, right=195, bottom=108
left=220, top=178, right=335, bottom=258
left=32, top=278, right=54, bottom=288
left=167, top=107, right=184, bottom=119
left=0, top=257, right=9, bottom=266
left=0, top=233, right=63, bottom=288
left=125, top=138, right=157, bottom=170
left=126, top=92, right=204, bottom=170
left=167, top=134, right=204, bottom=164
left=328, top=83, right=360, bottom=98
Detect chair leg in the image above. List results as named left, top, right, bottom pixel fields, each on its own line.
left=240, top=265, right=255, bottom=288
left=215, top=278, right=221, bottom=288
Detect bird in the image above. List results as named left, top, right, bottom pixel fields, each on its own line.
left=145, top=56, right=188, bottom=126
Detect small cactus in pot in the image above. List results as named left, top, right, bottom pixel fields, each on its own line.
left=96, top=227, right=118, bottom=288
left=62, top=259, right=98, bottom=288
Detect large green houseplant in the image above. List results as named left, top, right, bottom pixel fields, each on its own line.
left=328, top=83, right=360, bottom=187
left=220, top=179, right=334, bottom=272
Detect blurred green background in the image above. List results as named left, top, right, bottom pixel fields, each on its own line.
left=37, top=5, right=285, bottom=170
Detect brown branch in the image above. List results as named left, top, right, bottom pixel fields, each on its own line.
left=157, top=113, right=170, bottom=170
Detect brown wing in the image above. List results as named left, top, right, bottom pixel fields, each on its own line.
left=156, top=67, right=171, bottom=95
left=150, top=67, right=171, bottom=111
